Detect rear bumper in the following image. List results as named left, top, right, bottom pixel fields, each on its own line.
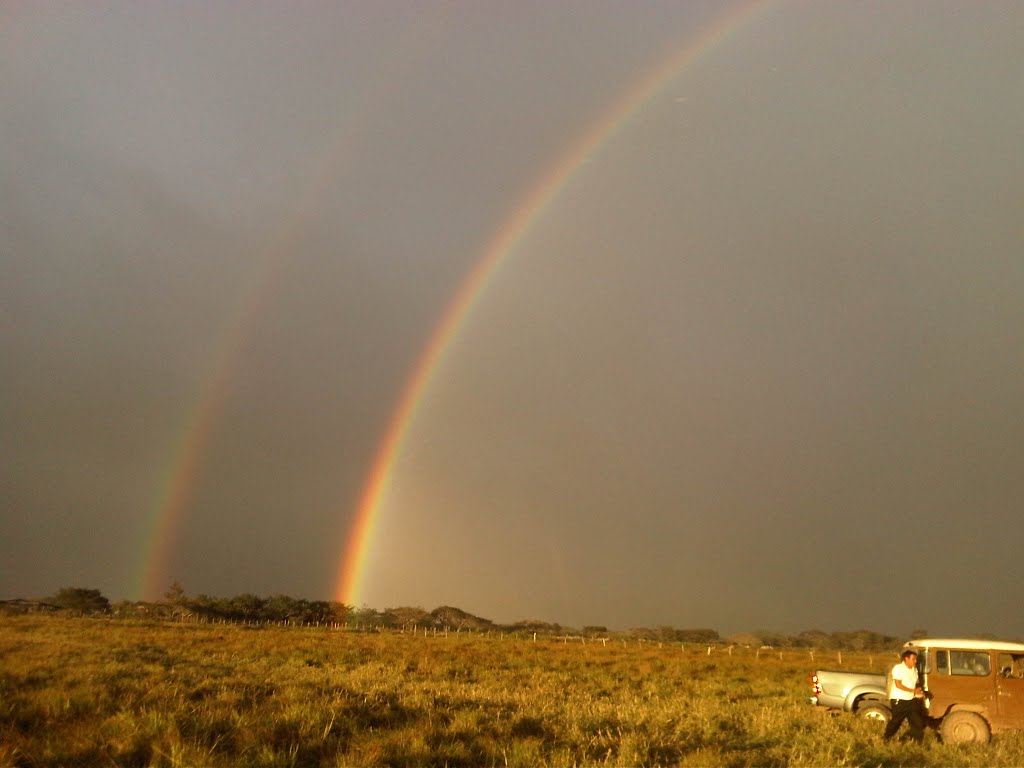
left=812, top=693, right=848, bottom=711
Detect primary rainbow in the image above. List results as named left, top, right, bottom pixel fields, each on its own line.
left=335, top=0, right=774, bottom=606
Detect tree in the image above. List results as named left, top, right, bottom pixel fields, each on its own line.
left=326, top=602, right=349, bottom=625
left=752, top=630, right=790, bottom=648
left=382, top=606, right=430, bottom=629
left=228, top=593, right=266, bottom=621
left=265, top=594, right=301, bottom=622
left=676, top=628, right=721, bottom=644
left=831, top=629, right=897, bottom=651
left=794, top=629, right=832, bottom=649
left=430, top=606, right=494, bottom=632
left=163, top=580, right=186, bottom=604
left=303, top=600, right=335, bottom=624
left=349, top=605, right=381, bottom=627
left=50, top=587, right=110, bottom=615
left=161, top=581, right=190, bottom=619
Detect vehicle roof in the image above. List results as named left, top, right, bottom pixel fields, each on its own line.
left=903, top=638, right=1024, bottom=653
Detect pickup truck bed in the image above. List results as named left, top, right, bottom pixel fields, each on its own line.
left=810, top=669, right=888, bottom=718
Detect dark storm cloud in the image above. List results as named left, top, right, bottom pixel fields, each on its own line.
left=2, top=1, right=1022, bottom=638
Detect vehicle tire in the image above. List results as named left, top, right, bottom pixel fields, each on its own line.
left=857, top=702, right=891, bottom=724
left=940, top=711, right=991, bottom=744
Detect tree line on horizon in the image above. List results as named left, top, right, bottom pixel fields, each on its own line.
left=1, top=584, right=919, bottom=651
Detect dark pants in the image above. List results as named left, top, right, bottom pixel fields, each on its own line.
left=884, top=698, right=924, bottom=742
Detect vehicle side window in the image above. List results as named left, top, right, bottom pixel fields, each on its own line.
left=998, top=653, right=1024, bottom=678
left=935, top=650, right=949, bottom=675
left=950, top=651, right=990, bottom=676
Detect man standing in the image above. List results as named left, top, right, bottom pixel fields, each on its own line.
left=883, top=649, right=925, bottom=742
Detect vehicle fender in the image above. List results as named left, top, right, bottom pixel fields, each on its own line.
left=845, top=685, right=888, bottom=712
left=938, top=703, right=989, bottom=720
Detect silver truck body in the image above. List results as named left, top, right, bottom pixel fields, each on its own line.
left=810, top=669, right=887, bottom=715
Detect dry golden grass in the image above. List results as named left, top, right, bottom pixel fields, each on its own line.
left=3, top=614, right=1024, bottom=767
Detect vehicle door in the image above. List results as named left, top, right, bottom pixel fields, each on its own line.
left=995, top=653, right=1024, bottom=727
left=927, top=649, right=997, bottom=717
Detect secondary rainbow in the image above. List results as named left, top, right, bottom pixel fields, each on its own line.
left=335, top=0, right=775, bottom=606
left=134, top=10, right=487, bottom=602
left=138, top=135, right=367, bottom=601
left=139, top=203, right=314, bottom=601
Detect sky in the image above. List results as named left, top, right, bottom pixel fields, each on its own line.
left=2, top=1, right=1023, bottom=638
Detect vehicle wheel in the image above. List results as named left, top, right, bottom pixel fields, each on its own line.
left=857, top=702, right=891, bottom=724
left=941, top=711, right=991, bottom=744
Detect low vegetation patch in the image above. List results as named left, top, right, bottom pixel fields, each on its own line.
left=2, top=615, right=1024, bottom=767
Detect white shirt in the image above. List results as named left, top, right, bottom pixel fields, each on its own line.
left=890, top=660, right=919, bottom=701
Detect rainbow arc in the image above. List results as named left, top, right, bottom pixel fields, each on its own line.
left=335, top=0, right=774, bottom=607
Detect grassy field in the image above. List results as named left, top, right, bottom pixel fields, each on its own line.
left=3, top=615, right=1024, bottom=767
